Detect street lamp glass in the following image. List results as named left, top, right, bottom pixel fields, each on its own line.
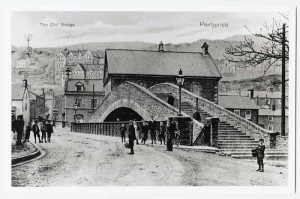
left=176, top=69, right=185, bottom=86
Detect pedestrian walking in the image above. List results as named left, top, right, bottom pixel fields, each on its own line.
left=141, top=121, right=148, bottom=144
left=166, top=119, right=177, bottom=151
left=158, top=121, right=166, bottom=145
left=128, top=120, right=136, bottom=155
left=11, top=114, right=16, bottom=133
left=174, top=121, right=181, bottom=147
left=120, top=123, right=127, bottom=143
left=40, top=120, right=47, bottom=143
left=133, top=120, right=140, bottom=145
left=46, top=120, right=53, bottom=143
left=149, top=117, right=157, bottom=144
left=15, top=115, right=24, bottom=146
left=256, top=139, right=265, bottom=172
left=24, top=121, right=31, bottom=142
left=166, top=120, right=173, bottom=151
left=32, top=120, right=41, bottom=143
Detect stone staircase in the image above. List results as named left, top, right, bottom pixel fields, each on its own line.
left=170, top=101, right=287, bottom=160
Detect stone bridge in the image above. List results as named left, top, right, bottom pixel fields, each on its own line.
left=90, top=81, right=187, bottom=122
left=89, top=81, right=204, bottom=144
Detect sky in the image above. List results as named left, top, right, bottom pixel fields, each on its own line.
left=11, top=11, right=288, bottom=48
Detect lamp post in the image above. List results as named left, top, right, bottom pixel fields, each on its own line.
left=176, top=69, right=185, bottom=116
left=73, top=100, right=78, bottom=123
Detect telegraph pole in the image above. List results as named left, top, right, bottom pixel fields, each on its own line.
left=92, top=84, right=95, bottom=113
left=281, top=23, right=286, bottom=136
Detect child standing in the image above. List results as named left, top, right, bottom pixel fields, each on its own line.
left=256, top=139, right=265, bottom=172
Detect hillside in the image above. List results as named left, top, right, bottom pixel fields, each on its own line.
left=11, top=34, right=268, bottom=96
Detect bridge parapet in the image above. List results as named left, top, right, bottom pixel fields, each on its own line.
left=90, top=81, right=181, bottom=122
left=149, top=83, right=273, bottom=143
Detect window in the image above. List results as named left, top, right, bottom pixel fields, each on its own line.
left=268, top=116, right=274, bottom=121
left=75, top=83, right=84, bottom=91
left=91, top=99, right=97, bottom=108
left=77, top=99, right=82, bottom=108
left=245, top=110, right=251, bottom=120
left=234, top=110, right=240, bottom=116
left=268, top=125, right=273, bottom=131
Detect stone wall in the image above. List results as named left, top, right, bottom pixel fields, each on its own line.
left=109, top=76, right=219, bottom=103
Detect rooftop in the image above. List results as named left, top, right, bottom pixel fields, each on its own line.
left=66, top=79, right=104, bottom=92
left=105, top=49, right=221, bottom=78
left=219, top=95, right=260, bottom=110
left=259, top=108, right=289, bottom=116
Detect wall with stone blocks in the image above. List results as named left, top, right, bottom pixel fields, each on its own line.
left=89, top=81, right=180, bottom=122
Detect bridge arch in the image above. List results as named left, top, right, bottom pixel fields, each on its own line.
left=98, top=99, right=151, bottom=122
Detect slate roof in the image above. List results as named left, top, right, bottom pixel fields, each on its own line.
left=66, top=79, right=104, bottom=92
left=219, top=95, right=260, bottom=110
left=60, top=49, right=101, bottom=58
left=63, top=64, right=103, bottom=72
left=259, top=108, right=289, bottom=116
left=105, top=49, right=222, bottom=78
left=241, top=91, right=281, bottom=98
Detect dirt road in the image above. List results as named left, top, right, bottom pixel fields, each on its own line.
left=12, top=128, right=288, bottom=186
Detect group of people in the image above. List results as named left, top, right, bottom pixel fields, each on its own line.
left=120, top=117, right=180, bottom=155
left=11, top=114, right=54, bottom=145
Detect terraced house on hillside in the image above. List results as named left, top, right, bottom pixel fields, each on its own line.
left=55, top=48, right=104, bottom=85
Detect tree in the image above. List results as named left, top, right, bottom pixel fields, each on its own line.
left=224, top=14, right=289, bottom=136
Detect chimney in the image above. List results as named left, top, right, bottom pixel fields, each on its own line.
left=201, top=42, right=209, bottom=55
left=158, top=41, right=164, bottom=52
left=238, top=88, right=241, bottom=96
left=64, top=67, right=71, bottom=92
left=270, top=86, right=274, bottom=92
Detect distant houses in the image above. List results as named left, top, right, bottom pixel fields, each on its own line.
left=55, top=48, right=104, bottom=85
left=218, top=90, right=288, bottom=134
left=218, top=94, right=260, bottom=124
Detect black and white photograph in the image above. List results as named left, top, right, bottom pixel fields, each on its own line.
left=0, top=0, right=299, bottom=198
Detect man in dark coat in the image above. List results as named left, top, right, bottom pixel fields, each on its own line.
left=120, top=123, right=127, bottom=143
left=15, top=115, right=24, bottom=145
left=128, top=121, right=136, bottom=155
left=256, top=139, right=265, bottom=172
left=141, top=121, right=148, bottom=144
left=193, top=109, right=201, bottom=122
left=32, top=120, right=41, bottom=143
left=46, top=120, right=53, bottom=143
left=148, top=117, right=157, bottom=144
left=25, top=121, right=32, bottom=142
left=40, top=120, right=47, bottom=143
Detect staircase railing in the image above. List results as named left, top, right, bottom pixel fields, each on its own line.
left=149, top=83, right=272, bottom=141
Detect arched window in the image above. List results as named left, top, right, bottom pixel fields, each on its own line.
left=191, top=82, right=203, bottom=97
left=75, top=82, right=84, bottom=91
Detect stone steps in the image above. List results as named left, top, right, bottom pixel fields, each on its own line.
left=231, top=155, right=288, bottom=160
left=152, top=92, right=287, bottom=160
